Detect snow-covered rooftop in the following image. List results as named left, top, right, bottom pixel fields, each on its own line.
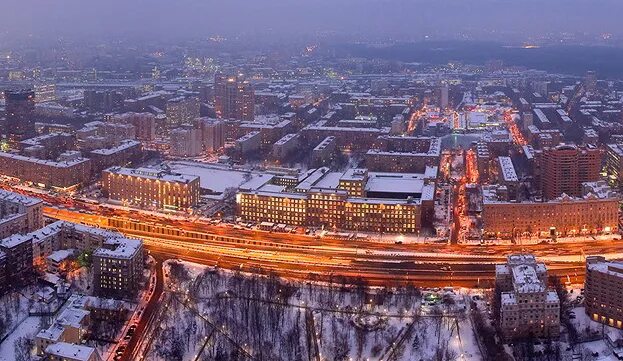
left=93, top=237, right=142, bottom=259
left=45, top=342, right=97, bottom=361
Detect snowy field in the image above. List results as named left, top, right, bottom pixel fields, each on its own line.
left=144, top=260, right=482, bottom=361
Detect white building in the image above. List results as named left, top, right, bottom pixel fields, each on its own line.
left=495, top=254, right=560, bottom=340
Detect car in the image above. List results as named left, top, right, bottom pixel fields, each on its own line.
left=127, top=325, right=137, bottom=334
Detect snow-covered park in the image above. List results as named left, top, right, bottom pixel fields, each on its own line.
left=144, top=260, right=482, bottom=361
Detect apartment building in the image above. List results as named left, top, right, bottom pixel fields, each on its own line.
left=93, top=237, right=144, bottom=299
left=585, top=256, right=623, bottom=329
left=496, top=254, right=560, bottom=340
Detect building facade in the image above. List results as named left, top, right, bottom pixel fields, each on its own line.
left=166, top=97, right=200, bottom=128
left=481, top=182, right=619, bottom=238
left=214, top=74, right=255, bottom=121
left=585, top=256, right=623, bottom=329
left=0, top=152, right=92, bottom=189
left=102, top=167, right=200, bottom=210
left=495, top=254, right=560, bottom=340
left=539, top=144, right=602, bottom=199
left=93, top=237, right=144, bottom=299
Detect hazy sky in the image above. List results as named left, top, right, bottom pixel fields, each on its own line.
left=1, top=0, right=622, bottom=42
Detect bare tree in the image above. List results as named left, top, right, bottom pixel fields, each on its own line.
left=13, top=336, right=34, bottom=361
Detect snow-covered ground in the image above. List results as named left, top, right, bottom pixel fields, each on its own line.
left=146, top=260, right=482, bottom=361
left=0, top=315, right=42, bottom=361
left=0, top=291, right=30, bottom=341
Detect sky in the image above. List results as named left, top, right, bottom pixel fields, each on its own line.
left=1, top=0, right=622, bottom=43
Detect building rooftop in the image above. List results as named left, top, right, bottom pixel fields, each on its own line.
left=511, top=263, right=545, bottom=293
left=587, top=259, right=623, bottom=278
left=90, top=140, right=141, bottom=156
left=0, top=152, right=89, bottom=168
left=498, top=156, right=518, bottom=182
left=45, top=342, right=97, bottom=361
left=274, top=133, right=298, bottom=146
left=0, top=234, right=31, bottom=249
left=313, top=136, right=336, bottom=151
left=105, top=166, right=198, bottom=184
left=236, top=131, right=261, bottom=143
left=93, top=237, right=142, bottom=259
left=47, top=249, right=76, bottom=264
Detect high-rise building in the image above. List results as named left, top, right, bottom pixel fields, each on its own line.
left=112, top=112, right=156, bottom=141
left=0, top=234, right=34, bottom=287
left=166, top=97, right=200, bottom=129
left=539, top=144, right=602, bottom=199
left=169, top=127, right=202, bottom=157
left=196, top=117, right=224, bottom=153
left=93, top=237, right=144, bottom=299
left=605, top=143, right=623, bottom=190
left=4, top=89, right=36, bottom=143
left=439, top=82, right=449, bottom=110
left=585, top=70, right=597, bottom=93
left=214, top=74, right=255, bottom=121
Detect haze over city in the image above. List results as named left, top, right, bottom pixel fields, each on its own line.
left=1, top=1, right=623, bottom=361
left=2, top=0, right=623, bottom=42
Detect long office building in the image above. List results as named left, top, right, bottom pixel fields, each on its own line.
left=302, top=122, right=389, bottom=152
left=481, top=181, right=619, bottom=238
left=365, top=136, right=441, bottom=173
left=102, top=167, right=200, bottom=210
left=0, top=152, right=92, bottom=189
left=237, top=167, right=436, bottom=233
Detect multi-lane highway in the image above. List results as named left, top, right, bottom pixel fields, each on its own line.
left=2, top=179, right=619, bottom=287
left=44, top=206, right=622, bottom=288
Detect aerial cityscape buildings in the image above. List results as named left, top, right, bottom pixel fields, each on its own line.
left=1, top=2, right=623, bottom=360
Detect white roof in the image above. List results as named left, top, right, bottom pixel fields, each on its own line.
left=45, top=342, right=97, bottom=361
left=498, top=156, right=518, bottom=182
left=47, top=249, right=76, bottom=263
left=93, top=237, right=142, bottom=259
left=0, top=234, right=31, bottom=249
left=90, top=140, right=140, bottom=155
left=105, top=167, right=198, bottom=184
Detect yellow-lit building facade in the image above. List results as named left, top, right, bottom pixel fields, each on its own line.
left=482, top=193, right=619, bottom=238
left=237, top=190, right=422, bottom=233
left=102, top=167, right=200, bottom=210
